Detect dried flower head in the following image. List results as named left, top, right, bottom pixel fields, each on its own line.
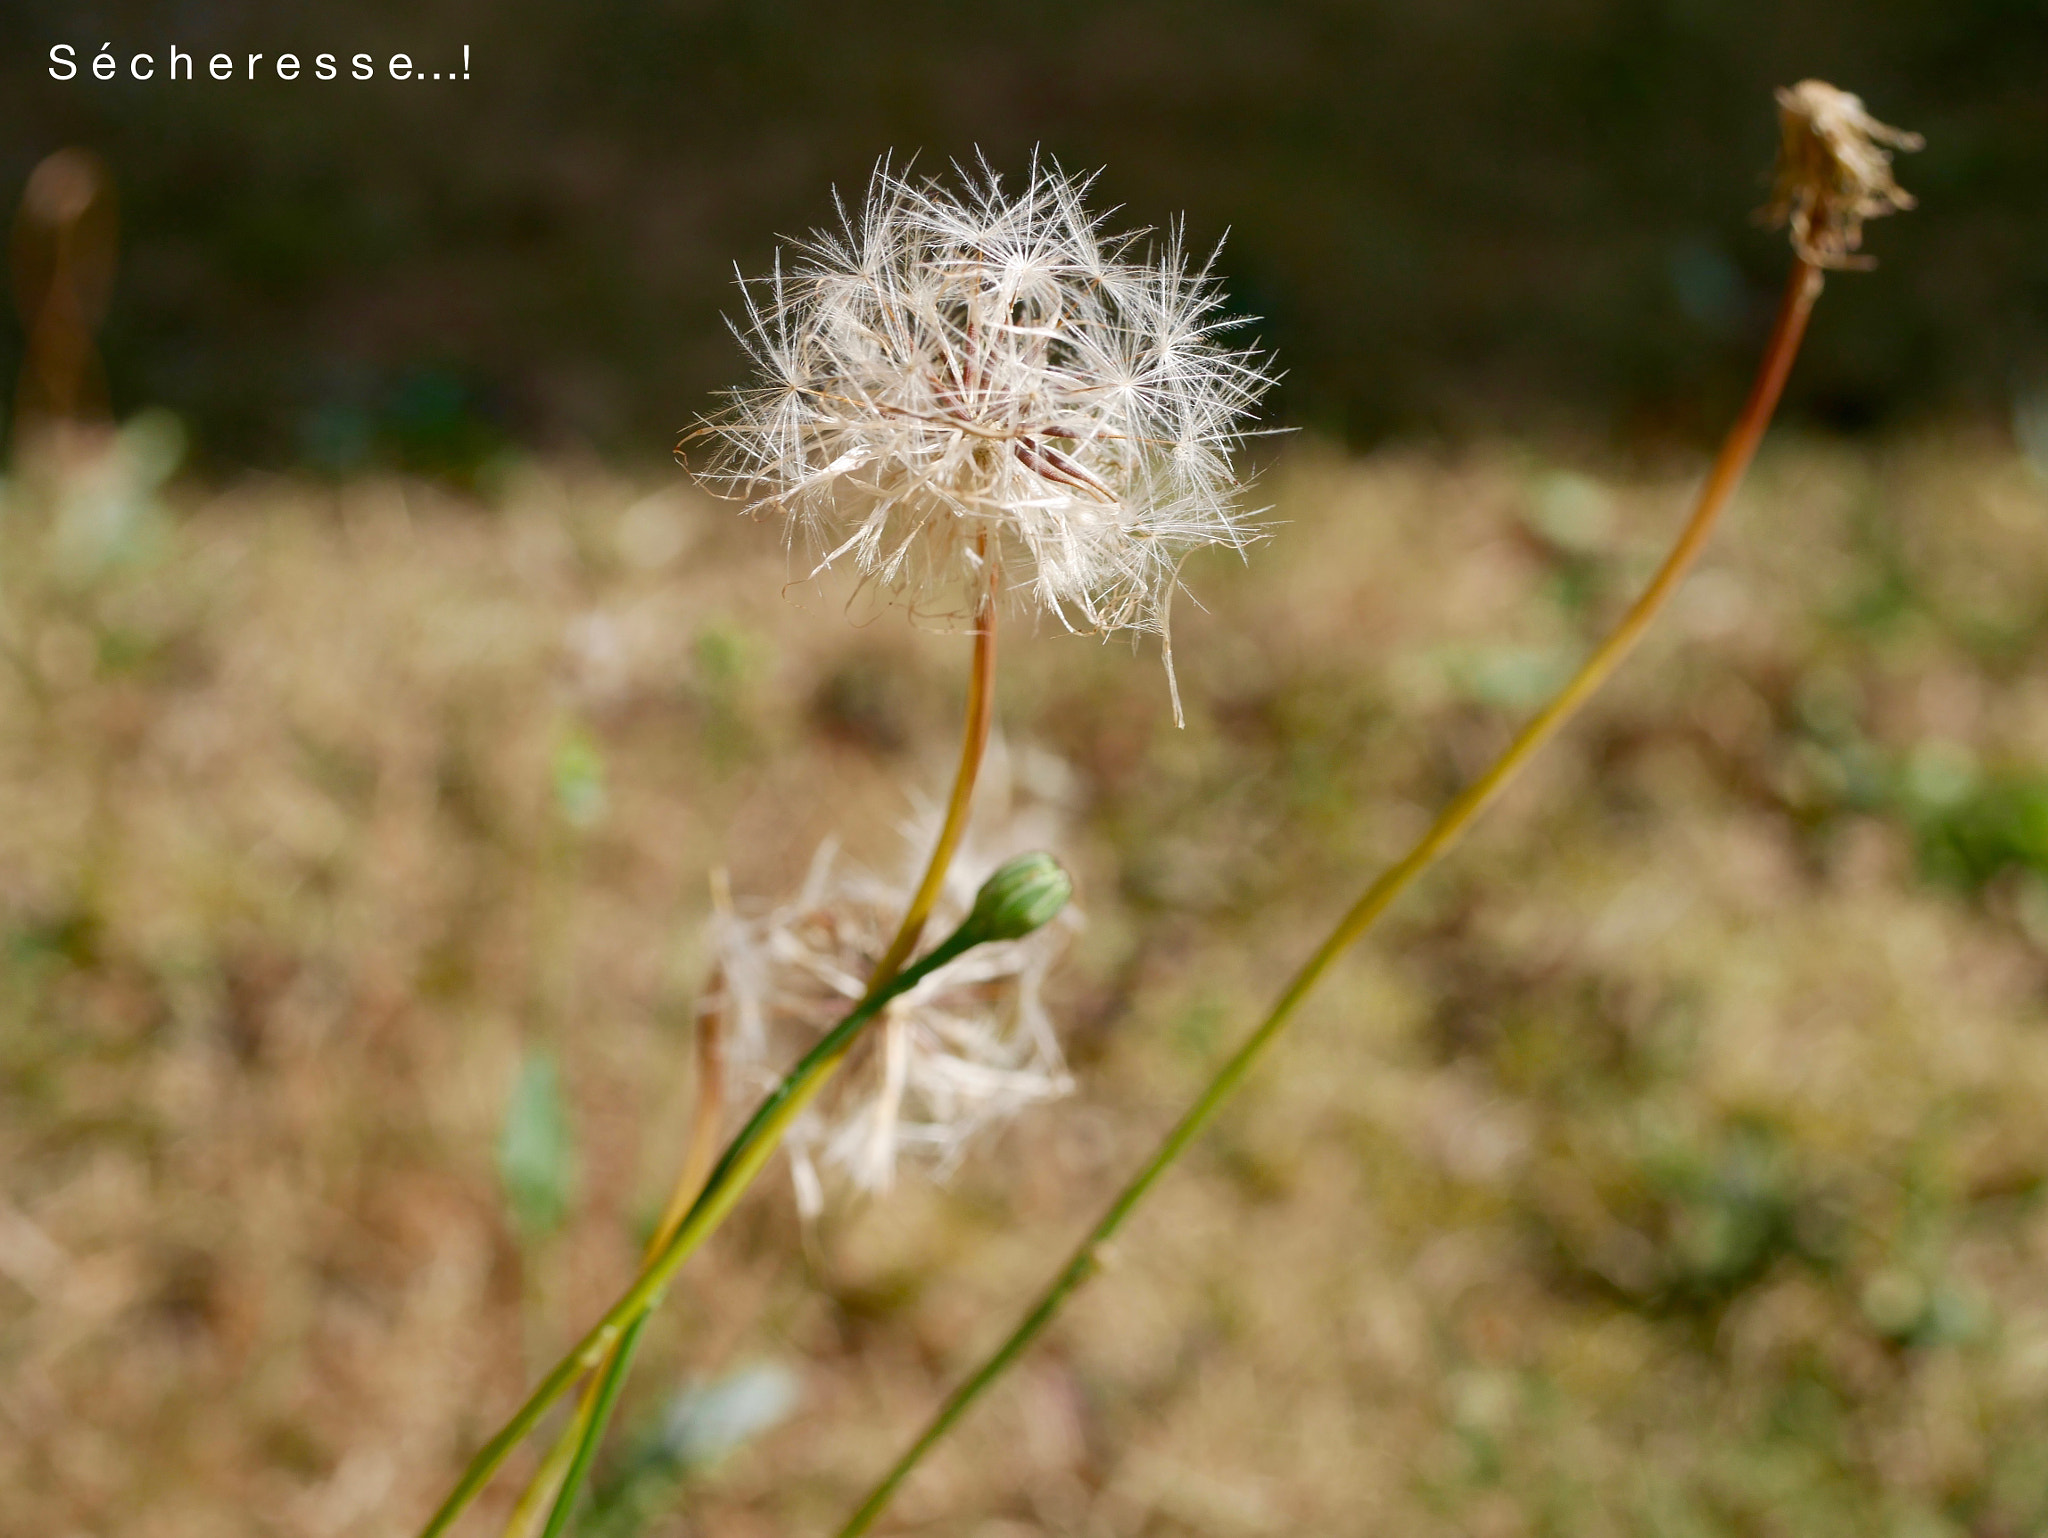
left=1767, top=80, right=1922, bottom=269
left=693, top=155, right=1273, bottom=664
left=702, top=761, right=1078, bottom=1217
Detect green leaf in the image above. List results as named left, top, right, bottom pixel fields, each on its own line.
left=499, top=1051, right=576, bottom=1236
left=551, top=727, right=608, bottom=831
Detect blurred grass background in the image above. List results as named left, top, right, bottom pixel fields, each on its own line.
left=10, top=437, right=2048, bottom=1534
left=6, top=3, right=2048, bottom=1535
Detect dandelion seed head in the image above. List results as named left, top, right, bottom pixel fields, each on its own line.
left=702, top=753, right=1078, bottom=1217
left=694, top=154, right=1274, bottom=654
left=1767, top=80, right=1922, bottom=270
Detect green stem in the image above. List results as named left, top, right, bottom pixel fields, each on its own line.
left=537, top=1313, right=646, bottom=1538
left=502, top=971, right=731, bottom=1538
left=416, top=925, right=981, bottom=1538
left=520, top=581, right=1000, bottom=1535
left=834, top=258, right=1823, bottom=1538
left=501, top=1416, right=580, bottom=1538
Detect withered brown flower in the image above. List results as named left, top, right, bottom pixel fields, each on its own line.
left=1767, top=80, right=1923, bottom=270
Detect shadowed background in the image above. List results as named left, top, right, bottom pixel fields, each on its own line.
left=1, top=0, right=2044, bottom=465
left=8, top=5, right=2048, bottom=1538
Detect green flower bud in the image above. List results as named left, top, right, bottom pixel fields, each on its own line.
left=961, top=853, right=1072, bottom=945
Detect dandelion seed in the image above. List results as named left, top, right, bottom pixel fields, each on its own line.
left=1767, top=80, right=1922, bottom=270
left=702, top=757, right=1078, bottom=1216
left=693, top=153, right=1274, bottom=677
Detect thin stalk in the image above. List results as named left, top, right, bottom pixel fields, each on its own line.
left=417, top=924, right=984, bottom=1538
left=834, top=258, right=1824, bottom=1538
left=501, top=999, right=728, bottom=1538
left=530, top=569, right=1001, bottom=1534
left=870, top=545, right=999, bottom=989
left=651, top=988, right=732, bottom=1246
left=427, top=571, right=1001, bottom=1538
left=538, top=1310, right=645, bottom=1538
left=527, top=1031, right=728, bottom=1537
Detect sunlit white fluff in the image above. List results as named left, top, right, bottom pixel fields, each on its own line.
left=695, top=155, right=1272, bottom=709
left=700, top=761, right=1077, bottom=1216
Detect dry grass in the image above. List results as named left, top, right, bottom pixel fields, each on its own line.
left=6, top=432, right=2048, bottom=1536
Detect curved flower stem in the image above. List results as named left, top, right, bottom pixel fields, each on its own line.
left=833, top=258, right=1824, bottom=1538
left=423, top=571, right=1002, bottom=1538
left=870, top=547, right=1000, bottom=989
left=525, top=565, right=1003, bottom=1535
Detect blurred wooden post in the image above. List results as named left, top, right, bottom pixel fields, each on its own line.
left=11, top=148, right=118, bottom=462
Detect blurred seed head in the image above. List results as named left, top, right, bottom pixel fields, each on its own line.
left=703, top=766, right=1078, bottom=1217
left=693, top=154, right=1273, bottom=659
left=1767, top=80, right=1922, bottom=270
